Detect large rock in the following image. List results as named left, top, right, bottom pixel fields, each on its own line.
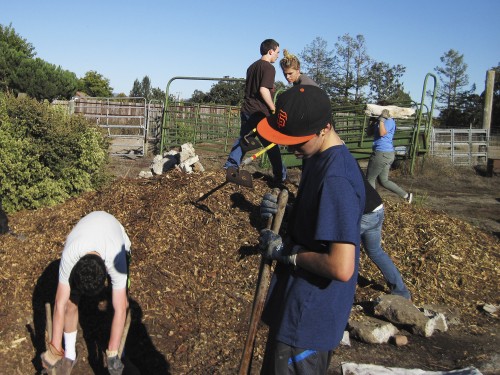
left=349, top=315, right=399, bottom=344
left=374, top=295, right=448, bottom=337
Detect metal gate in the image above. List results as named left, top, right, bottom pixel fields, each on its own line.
left=430, top=128, right=489, bottom=165
left=74, top=97, right=148, bottom=156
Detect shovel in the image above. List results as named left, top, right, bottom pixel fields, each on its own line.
left=240, top=128, right=261, bottom=154
left=239, top=188, right=289, bottom=375
left=225, top=143, right=277, bottom=188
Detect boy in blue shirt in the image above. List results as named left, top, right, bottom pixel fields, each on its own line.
left=256, top=85, right=365, bottom=374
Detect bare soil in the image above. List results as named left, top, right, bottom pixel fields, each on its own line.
left=0, top=152, right=498, bottom=375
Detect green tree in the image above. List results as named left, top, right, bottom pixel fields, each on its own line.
left=368, top=62, right=410, bottom=104
left=78, top=70, right=113, bottom=97
left=129, top=75, right=165, bottom=102
left=188, top=89, right=208, bottom=103
left=0, top=24, right=35, bottom=91
left=206, top=78, right=244, bottom=106
left=490, top=64, right=500, bottom=133
left=299, top=37, right=335, bottom=94
left=13, top=58, right=78, bottom=100
left=332, top=33, right=371, bottom=104
left=434, top=49, right=469, bottom=110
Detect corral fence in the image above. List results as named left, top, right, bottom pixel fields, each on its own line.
left=429, top=128, right=490, bottom=166
left=53, top=97, right=164, bottom=156
left=159, top=74, right=438, bottom=175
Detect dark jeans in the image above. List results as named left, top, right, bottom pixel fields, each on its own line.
left=224, top=112, right=287, bottom=181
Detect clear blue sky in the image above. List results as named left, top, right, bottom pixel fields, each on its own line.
left=2, top=0, right=499, bottom=104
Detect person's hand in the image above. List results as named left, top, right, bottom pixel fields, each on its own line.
left=41, top=343, right=64, bottom=369
left=260, top=193, right=278, bottom=219
left=106, top=350, right=124, bottom=375
left=258, top=229, right=297, bottom=266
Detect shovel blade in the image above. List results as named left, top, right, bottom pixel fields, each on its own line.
left=240, top=134, right=261, bottom=153
left=226, top=167, right=253, bottom=188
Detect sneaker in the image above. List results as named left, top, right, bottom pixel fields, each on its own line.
left=406, top=193, right=413, bottom=204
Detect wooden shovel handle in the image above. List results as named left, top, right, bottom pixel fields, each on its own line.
left=118, top=307, right=131, bottom=358
left=239, top=188, right=289, bottom=375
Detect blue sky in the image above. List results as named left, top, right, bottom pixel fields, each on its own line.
left=2, top=0, right=499, bottom=104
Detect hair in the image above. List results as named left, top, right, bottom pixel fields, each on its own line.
left=279, top=49, right=301, bottom=71
left=69, top=254, right=107, bottom=296
left=381, top=109, right=391, bottom=118
left=260, top=39, right=279, bottom=56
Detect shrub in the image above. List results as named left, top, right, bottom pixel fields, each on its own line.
left=0, top=93, right=109, bottom=212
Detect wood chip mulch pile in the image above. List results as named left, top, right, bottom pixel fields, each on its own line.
left=0, top=169, right=498, bottom=374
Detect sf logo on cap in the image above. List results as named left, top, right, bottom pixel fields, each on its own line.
left=277, top=109, right=287, bottom=128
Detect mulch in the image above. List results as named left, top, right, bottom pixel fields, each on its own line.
left=0, top=168, right=498, bottom=374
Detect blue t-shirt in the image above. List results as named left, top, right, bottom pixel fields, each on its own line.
left=373, top=117, right=396, bottom=152
left=262, top=144, right=365, bottom=351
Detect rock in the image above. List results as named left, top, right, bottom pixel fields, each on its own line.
left=391, top=334, right=409, bottom=346
left=179, top=143, right=196, bottom=162
left=193, top=161, right=205, bottom=172
left=179, top=155, right=200, bottom=174
left=340, top=330, right=351, bottom=346
left=422, top=304, right=461, bottom=325
left=349, top=315, right=399, bottom=344
left=139, top=170, right=153, bottom=178
left=151, top=154, right=179, bottom=175
left=374, top=295, right=436, bottom=337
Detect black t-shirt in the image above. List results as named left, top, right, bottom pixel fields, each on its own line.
left=241, top=59, right=275, bottom=116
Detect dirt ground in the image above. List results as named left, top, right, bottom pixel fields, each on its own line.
left=0, top=150, right=498, bottom=374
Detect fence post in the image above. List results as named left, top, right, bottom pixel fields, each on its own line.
left=482, top=70, right=495, bottom=132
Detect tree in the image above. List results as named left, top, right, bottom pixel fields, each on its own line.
left=77, top=70, right=113, bottom=97
left=368, top=62, right=410, bottom=104
left=0, top=23, right=36, bottom=92
left=332, top=33, right=371, bottom=105
left=13, top=58, right=78, bottom=101
left=299, top=37, right=335, bottom=94
left=129, top=75, right=165, bottom=102
left=206, top=78, right=244, bottom=106
left=434, top=49, right=469, bottom=110
left=491, top=64, right=500, bottom=133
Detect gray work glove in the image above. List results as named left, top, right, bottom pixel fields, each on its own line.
left=260, top=193, right=278, bottom=219
left=106, top=350, right=124, bottom=375
left=258, top=229, right=297, bottom=266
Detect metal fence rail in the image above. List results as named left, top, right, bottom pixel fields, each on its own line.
left=430, top=128, right=489, bottom=165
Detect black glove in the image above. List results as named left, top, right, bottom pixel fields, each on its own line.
left=258, top=229, right=297, bottom=266
left=106, top=351, right=124, bottom=375
left=260, top=193, right=278, bottom=219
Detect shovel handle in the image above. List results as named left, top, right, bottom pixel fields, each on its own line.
left=239, top=188, right=289, bottom=375
left=118, top=307, right=131, bottom=358
left=241, top=143, right=276, bottom=166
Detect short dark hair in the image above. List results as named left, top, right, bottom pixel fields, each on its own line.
left=260, top=39, right=279, bottom=55
left=69, top=254, right=107, bottom=296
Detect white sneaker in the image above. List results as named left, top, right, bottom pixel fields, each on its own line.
left=406, top=193, right=413, bottom=204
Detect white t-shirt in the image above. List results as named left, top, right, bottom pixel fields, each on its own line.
left=59, top=211, right=131, bottom=290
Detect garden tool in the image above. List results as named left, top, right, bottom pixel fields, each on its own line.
left=240, top=128, right=261, bottom=153
left=239, top=188, right=288, bottom=375
left=225, top=143, right=277, bottom=188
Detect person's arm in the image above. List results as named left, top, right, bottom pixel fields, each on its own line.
left=295, top=242, right=355, bottom=281
left=259, top=87, right=275, bottom=113
left=378, top=118, right=388, bottom=136
left=108, top=287, right=128, bottom=351
left=51, top=282, right=72, bottom=351
left=259, top=230, right=356, bottom=282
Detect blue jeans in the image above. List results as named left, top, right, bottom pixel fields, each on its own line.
left=360, top=207, right=411, bottom=299
left=366, top=151, right=407, bottom=198
left=224, top=112, right=287, bottom=181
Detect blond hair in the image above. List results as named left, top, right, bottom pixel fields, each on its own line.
left=280, top=49, right=301, bottom=70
